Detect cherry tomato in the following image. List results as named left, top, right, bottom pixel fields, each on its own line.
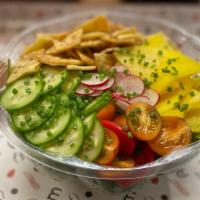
left=114, top=115, right=129, bottom=132
left=97, top=102, right=116, bottom=121
left=96, top=129, right=119, bottom=165
left=126, top=102, right=162, bottom=141
left=112, top=157, right=135, bottom=168
left=133, top=142, right=155, bottom=166
left=101, top=120, right=135, bottom=156
left=148, top=116, right=191, bottom=156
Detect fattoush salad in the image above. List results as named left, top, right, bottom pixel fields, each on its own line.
left=1, top=16, right=200, bottom=168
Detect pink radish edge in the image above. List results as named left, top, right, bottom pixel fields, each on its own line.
left=81, top=73, right=109, bottom=87
left=76, top=84, right=95, bottom=96
left=89, top=90, right=103, bottom=97
left=89, top=78, right=114, bottom=91
left=128, top=96, right=150, bottom=104
left=141, top=89, right=160, bottom=106
left=112, top=92, right=130, bottom=111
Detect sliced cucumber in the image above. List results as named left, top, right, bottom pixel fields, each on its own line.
left=46, top=117, right=84, bottom=156
left=83, top=91, right=112, bottom=116
left=0, top=76, right=42, bottom=111
left=62, top=77, right=81, bottom=94
left=83, top=113, right=96, bottom=137
left=78, top=119, right=105, bottom=162
left=41, top=66, right=67, bottom=94
left=25, top=107, right=71, bottom=145
left=58, top=92, right=69, bottom=107
left=11, top=95, right=56, bottom=132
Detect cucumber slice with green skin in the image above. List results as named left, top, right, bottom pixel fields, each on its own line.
left=46, top=117, right=84, bottom=156
left=0, top=76, right=42, bottom=111
left=25, top=107, right=71, bottom=145
left=41, top=66, right=67, bottom=94
left=11, top=95, right=57, bottom=132
left=79, top=119, right=105, bottom=162
left=83, top=113, right=96, bottom=137
left=83, top=91, right=112, bottom=116
left=62, top=77, right=81, bottom=94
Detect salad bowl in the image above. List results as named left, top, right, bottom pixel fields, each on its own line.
left=1, top=10, right=200, bottom=192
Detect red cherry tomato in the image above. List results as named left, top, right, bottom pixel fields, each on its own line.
left=133, top=142, right=155, bottom=166
left=101, top=120, right=135, bottom=156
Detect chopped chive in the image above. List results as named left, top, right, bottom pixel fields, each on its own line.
left=179, top=82, right=185, bottom=90
left=127, top=131, right=133, bottom=138
left=123, top=68, right=129, bottom=75
left=167, top=86, right=173, bottom=92
left=123, top=125, right=129, bottom=131
left=149, top=111, right=157, bottom=118
left=12, top=88, right=18, bottom=95
left=158, top=50, right=163, bottom=56
left=26, top=88, right=31, bottom=94
left=190, top=91, right=195, bottom=97
left=47, top=131, right=52, bottom=137
left=179, top=94, right=184, bottom=100
left=24, top=79, right=30, bottom=85
left=180, top=104, right=189, bottom=112
left=167, top=100, right=171, bottom=104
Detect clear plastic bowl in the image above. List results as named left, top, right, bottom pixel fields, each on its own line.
left=1, top=10, right=200, bottom=192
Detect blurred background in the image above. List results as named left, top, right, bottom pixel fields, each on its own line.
left=0, top=0, right=200, bottom=49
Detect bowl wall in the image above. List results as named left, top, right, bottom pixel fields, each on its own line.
left=1, top=11, right=200, bottom=187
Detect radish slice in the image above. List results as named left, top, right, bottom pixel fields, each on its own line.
left=112, top=92, right=129, bottom=101
left=81, top=73, right=109, bottom=86
left=114, top=99, right=130, bottom=111
left=142, top=89, right=160, bottom=106
left=111, top=66, right=130, bottom=88
left=90, top=90, right=103, bottom=97
left=117, top=76, right=144, bottom=97
left=128, top=96, right=149, bottom=104
left=112, top=92, right=130, bottom=111
left=76, top=84, right=95, bottom=96
left=90, top=78, right=114, bottom=91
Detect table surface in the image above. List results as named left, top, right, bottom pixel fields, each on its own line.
left=1, top=3, right=200, bottom=200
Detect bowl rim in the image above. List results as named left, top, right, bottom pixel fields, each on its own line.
left=1, top=10, right=200, bottom=179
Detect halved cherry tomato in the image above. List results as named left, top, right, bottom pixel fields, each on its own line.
left=96, top=129, right=119, bottom=165
left=112, top=157, right=135, bottom=168
left=126, top=102, right=162, bottom=141
left=97, top=102, right=116, bottom=120
left=148, top=116, right=191, bottom=156
left=114, top=115, right=129, bottom=132
left=133, top=142, right=155, bottom=166
left=101, top=120, right=135, bottom=156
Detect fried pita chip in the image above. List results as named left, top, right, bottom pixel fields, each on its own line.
left=80, top=16, right=109, bottom=33
left=22, top=35, right=53, bottom=55
left=80, top=40, right=105, bottom=48
left=108, top=21, right=124, bottom=33
left=94, top=51, right=116, bottom=71
left=65, top=50, right=79, bottom=59
left=7, top=59, right=41, bottom=84
left=116, top=33, right=139, bottom=40
left=102, top=33, right=144, bottom=46
left=47, top=29, right=83, bottom=55
left=101, top=35, right=117, bottom=45
left=82, top=32, right=108, bottom=41
left=112, top=27, right=137, bottom=37
left=115, top=34, right=145, bottom=46
left=67, top=65, right=96, bottom=71
left=76, top=50, right=95, bottom=65
left=38, top=32, right=68, bottom=40
left=36, top=52, right=83, bottom=66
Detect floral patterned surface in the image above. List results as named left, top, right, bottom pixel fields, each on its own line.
left=1, top=3, right=200, bottom=200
